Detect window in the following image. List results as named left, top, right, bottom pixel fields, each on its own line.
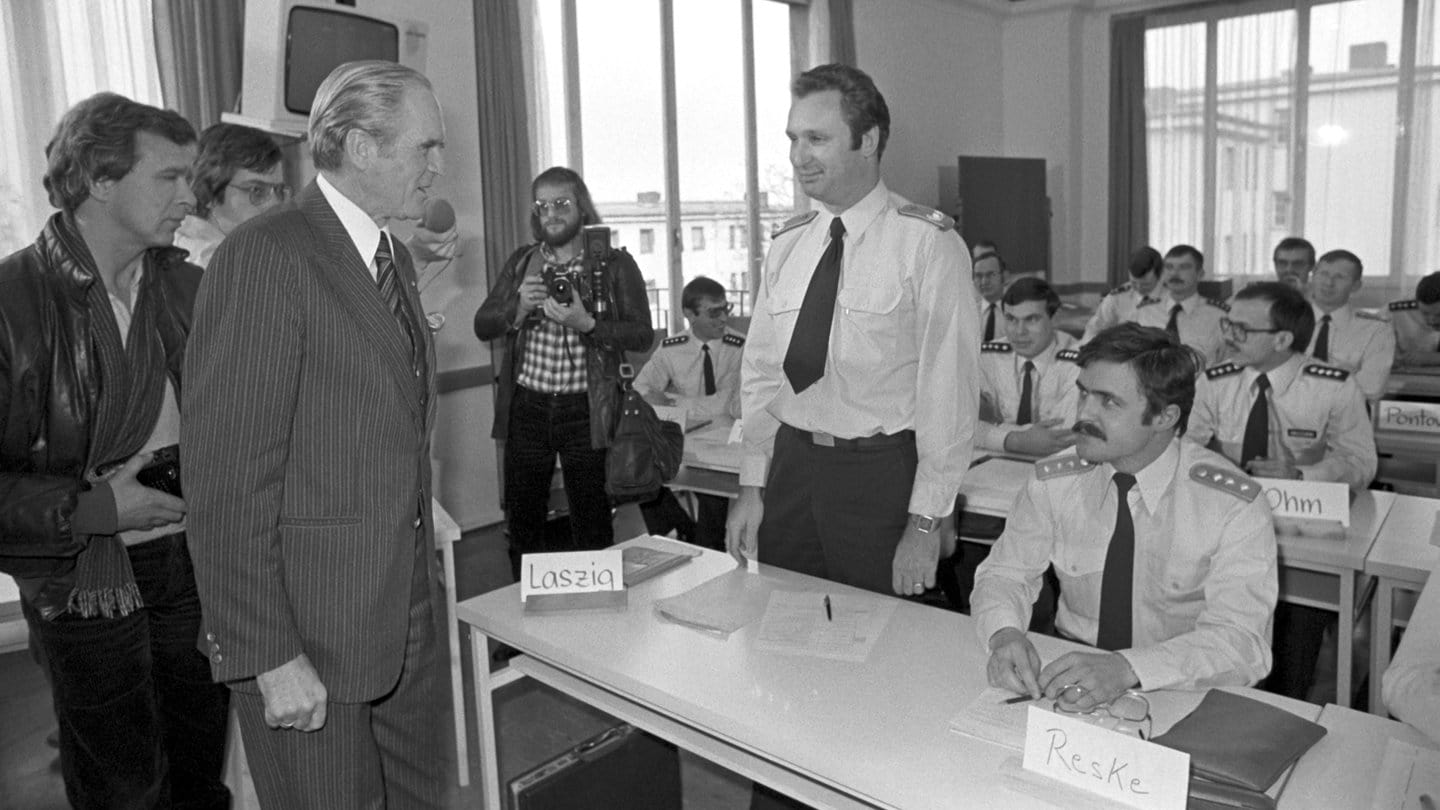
left=529, top=0, right=800, bottom=328
left=1145, top=0, right=1439, bottom=282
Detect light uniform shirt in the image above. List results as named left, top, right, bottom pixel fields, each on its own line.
left=1081, top=283, right=1158, bottom=344
left=976, top=331, right=1081, bottom=452
left=1189, top=354, right=1377, bottom=491
left=972, top=439, right=1277, bottom=691
left=1305, top=302, right=1394, bottom=400
left=1133, top=293, right=1229, bottom=365
left=1389, top=300, right=1440, bottom=356
left=633, top=327, right=746, bottom=420
left=1382, top=561, right=1440, bottom=745
left=740, top=180, right=979, bottom=517
left=108, top=266, right=183, bottom=546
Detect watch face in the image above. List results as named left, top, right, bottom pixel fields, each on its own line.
left=915, top=516, right=937, bottom=533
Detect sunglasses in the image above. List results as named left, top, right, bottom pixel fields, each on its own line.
left=230, top=181, right=290, bottom=207
left=533, top=198, right=575, bottom=216
left=697, top=303, right=733, bottom=319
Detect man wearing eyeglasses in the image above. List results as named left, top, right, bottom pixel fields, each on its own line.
left=475, top=166, right=653, bottom=579
left=634, top=276, right=744, bottom=548
left=1187, top=282, right=1374, bottom=702
left=174, top=123, right=289, bottom=268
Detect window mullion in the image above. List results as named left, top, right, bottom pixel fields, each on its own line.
left=561, top=0, right=582, bottom=173
left=1390, top=0, right=1420, bottom=280
left=742, top=0, right=763, bottom=309
left=659, top=0, right=684, bottom=334
left=1293, top=0, right=1310, bottom=237
left=1203, top=18, right=1218, bottom=266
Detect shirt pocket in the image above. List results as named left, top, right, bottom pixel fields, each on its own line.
left=1054, top=542, right=1108, bottom=622
left=836, top=284, right=907, bottom=369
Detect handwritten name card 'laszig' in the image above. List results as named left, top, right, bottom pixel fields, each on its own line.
left=520, top=550, right=627, bottom=612
left=1377, top=400, right=1440, bottom=434
left=1022, top=707, right=1189, bottom=810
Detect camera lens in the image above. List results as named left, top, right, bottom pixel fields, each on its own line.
left=550, top=278, right=571, bottom=302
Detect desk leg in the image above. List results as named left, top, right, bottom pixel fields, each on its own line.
left=471, top=626, right=503, bottom=810
left=443, top=543, right=469, bottom=786
left=1336, top=572, right=1354, bottom=708
left=1370, top=578, right=1395, bottom=716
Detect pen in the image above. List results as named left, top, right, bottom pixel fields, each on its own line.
left=1002, top=694, right=1032, bottom=705
left=824, top=594, right=832, bottom=621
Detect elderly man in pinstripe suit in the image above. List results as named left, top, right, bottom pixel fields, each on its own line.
left=183, top=61, right=445, bottom=809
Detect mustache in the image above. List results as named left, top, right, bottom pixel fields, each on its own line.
left=1072, top=420, right=1106, bottom=439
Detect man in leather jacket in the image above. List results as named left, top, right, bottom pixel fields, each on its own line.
left=0, top=94, right=229, bottom=808
left=475, top=167, right=653, bottom=579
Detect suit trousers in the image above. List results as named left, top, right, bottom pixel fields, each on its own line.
left=756, top=424, right=917, bottom=595
left=232, top=524, right=443, bottom=810
left=23, top=532, right=231, bottom=810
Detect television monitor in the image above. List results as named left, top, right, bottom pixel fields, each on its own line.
left=285, top=7, right=399, bottom=116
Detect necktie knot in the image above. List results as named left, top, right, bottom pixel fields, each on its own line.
left=1022, top=359, right=1035, bottom=373
left=829, top=217, right=846, bottom=240
left=375, top=233, right=393, bottom=268
left=1321, top=314, right=1331, bottom=323
left=1113, top=472, right=1137, bottom=497
left=1255, top=373, right=1271, bottom=393
left=1170, top=303, right=1182, bottom=316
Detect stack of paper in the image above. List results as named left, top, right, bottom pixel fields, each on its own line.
left=753, top=590, right=896, bottom=663
left=652, top=569, right=769, bottom=637
left=949, top=687, right=1052, bottom=751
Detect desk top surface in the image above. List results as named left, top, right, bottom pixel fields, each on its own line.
left=1282, top=702, right=1439, bottom=809
left=1366, top=493, right=1440, bottom=583
left=1272, top=489, right=1395, bottom=572
left=460, top=540, right=1321, bottom=810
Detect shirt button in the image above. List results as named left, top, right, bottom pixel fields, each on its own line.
left=212, top=654, right=223, bottom=664
left=205, top=632, right=215, bottom=641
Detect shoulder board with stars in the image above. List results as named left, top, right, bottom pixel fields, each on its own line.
left=1204, top=362, right=1242, bottom=380
left=1205, top=298, right=1231, bottom=312
left=1303, top=364, right=1350, bottom=382
left=1189, top=463, right=1260, bottom=502
left=981, top=341, right=1013, bottom=353
left=1136, top=297, right=1163, bottom=309
left=897, top=203, right=954, bottom=231
left=661, top=334, right=689, bottom=347
left=1056, top=349, right=1080, bottom=362
left=1036, top=455, right=1094, bottom=480
left=1390, top=300, right=1419, bottom=311
left=1104, top=283, right=1134, bottom=298
left=771, top=210, right=818, bottom=238
left=1355, top=309, right=1389, bottom=322
left=722, top=333, right=745, bottom=347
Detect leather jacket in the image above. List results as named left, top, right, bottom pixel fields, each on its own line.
left=474, top=243, right=654, bottom=447
left=0, top=214, right=199, bottom=616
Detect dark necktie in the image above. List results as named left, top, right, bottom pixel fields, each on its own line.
left=984, top=303, right=996, bottom=342
left=376, top=234, right=425, bottom=382
left=1165, top=303, right=1182, bottom=339
left=1097, top=472, right=1138, bottom=651
left=783, top=217, right=845, bottom=393
left=1240, top=374, right=1271, bottom=466
left=1312, top=315, right=1331, bottom=362
left=702, top=344, right=716, bottom=396
left=1017, top=360, right=1035, bottom=426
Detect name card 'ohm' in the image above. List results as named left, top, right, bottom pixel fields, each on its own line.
left=520, top=549, right=624, bottom=602
left=1253, top=477, right=1350, bottom=527
left=1378, top=400, right=1440, bottom=434
left=1022, top=707, right=1189, bottom=810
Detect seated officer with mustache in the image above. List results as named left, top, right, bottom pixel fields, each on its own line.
left=972, top=324, right=1278, bottom=708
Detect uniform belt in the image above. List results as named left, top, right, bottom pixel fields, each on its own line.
left=515, top=385, right=587, bottom=401
left=785, top=424, right=915, bottom=449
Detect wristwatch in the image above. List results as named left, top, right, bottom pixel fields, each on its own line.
left=911, top=514, right=938, bottom=533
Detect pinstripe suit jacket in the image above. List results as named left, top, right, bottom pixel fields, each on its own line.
left=182, top=183, right=437, bottom=702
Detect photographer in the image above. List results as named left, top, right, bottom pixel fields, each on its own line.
left=475, top=167, right=653, bottom=579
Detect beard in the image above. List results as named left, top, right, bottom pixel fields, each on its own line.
left=541, top=217, right=582, bottom=247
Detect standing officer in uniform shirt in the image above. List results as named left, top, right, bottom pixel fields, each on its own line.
left=1305, top=249, right=1394, bottom=401
left=1134, top=244, right=1229, bottom=365
left=634, top=276, right=743, bottom=548
left=974, top=251, right=1006, bottom=343
left=1273, top=236, right=1317, bottom=291
left=1391, top=271, right=1440, bottom=366
left=977, top=276, right=1081, bottom=456
left=727, top=63, right=977, bottom=600
left=1081, top=246, right=1162, bottom=343
left=974, top=324, right=1276, bottom=704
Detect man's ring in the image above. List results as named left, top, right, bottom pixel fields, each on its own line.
left=281, top=721, right=294, bottom=728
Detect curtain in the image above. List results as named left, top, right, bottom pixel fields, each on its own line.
left=475, top=0, right=534, bottom=286
left=1107, top=15, right=1149, bottom=288
left=829, top=0, right=856, bottom=67
left=151, top=0, right=244, bottom=130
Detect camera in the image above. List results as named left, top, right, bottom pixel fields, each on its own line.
left=543, top=265, right=583, bottom=304
left=546, top=272, right=572, bottom=303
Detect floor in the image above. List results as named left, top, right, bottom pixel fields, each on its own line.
left=0, top=513, right=1362, bottom=809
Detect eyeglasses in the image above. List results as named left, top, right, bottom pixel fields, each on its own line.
left=533, top=198, right=574, bottom=216
left=1220, top=318, right=1284, bottom=341
left=698, top=303, right=733, bottom=319
left=1053, top=687, right=1152, bottom=740
left=974, top=270, right=1004, bottom=283
left=230, top=182, right=290, bottom=207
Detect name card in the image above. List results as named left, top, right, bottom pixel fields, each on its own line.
left=652, top=404, right=688, bottom=428
left=1377, top=400, right=1440, bottom=434
left=1253, top=477, right=1350, bottom=527
left=520, top=550, right=624, bottom=602
left=1022, top=707, right=1189, bottom=810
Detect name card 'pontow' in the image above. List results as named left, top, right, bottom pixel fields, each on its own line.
left=1022, top=706, right=1189, bottom=810
left=1252, top=477, right=1350, bottom=528
left=520, top=550, right=625, bottom=611
left=1378, top=400, right=1440, bottom=434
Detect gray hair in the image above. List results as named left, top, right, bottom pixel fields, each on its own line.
left=308, top=61, right=432, bottom=171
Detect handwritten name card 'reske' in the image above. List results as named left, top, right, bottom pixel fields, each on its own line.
left=1021, top=707, right=1189, bottom=810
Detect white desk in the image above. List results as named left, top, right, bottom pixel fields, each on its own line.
left=1283, top=701, right=1440, bottom=808
left=1365, top=494, right=1439, bottom=715
left=458, top=541, right=1318, bottom=810
left=672, top=418, right=742, bottom=501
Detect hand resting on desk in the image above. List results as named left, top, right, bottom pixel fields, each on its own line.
left=988, top=628, right=1140, bottom=710
left=726, top=486, right=764, bottom=565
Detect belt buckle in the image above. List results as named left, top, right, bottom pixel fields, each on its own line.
left=811, top=430, right=835, bottom=447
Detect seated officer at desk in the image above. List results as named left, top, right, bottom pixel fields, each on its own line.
left=1081, top=246, right=1162, bottom=344
left=1390, top=271, right=1440, bottom=366
left=973, top=324, right=1277, bottom=707
left=634, top=277, right=743, bottom=548
left=1305, top=250, right=1394, bottom=401
left=977, top=277, right=1081, bottom=456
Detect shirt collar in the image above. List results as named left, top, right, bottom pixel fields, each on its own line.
left=1242, top=352, right=1304, bottom=393
left=1314, top=302, right=1351, bottom=324
left=1013, top=336, right=1061, bottom=373
left=1121, top=438, right=1181, bottom=514
left=829, top=180, right=888, bottom=243
left=317, top=172, right=389, bottom=268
